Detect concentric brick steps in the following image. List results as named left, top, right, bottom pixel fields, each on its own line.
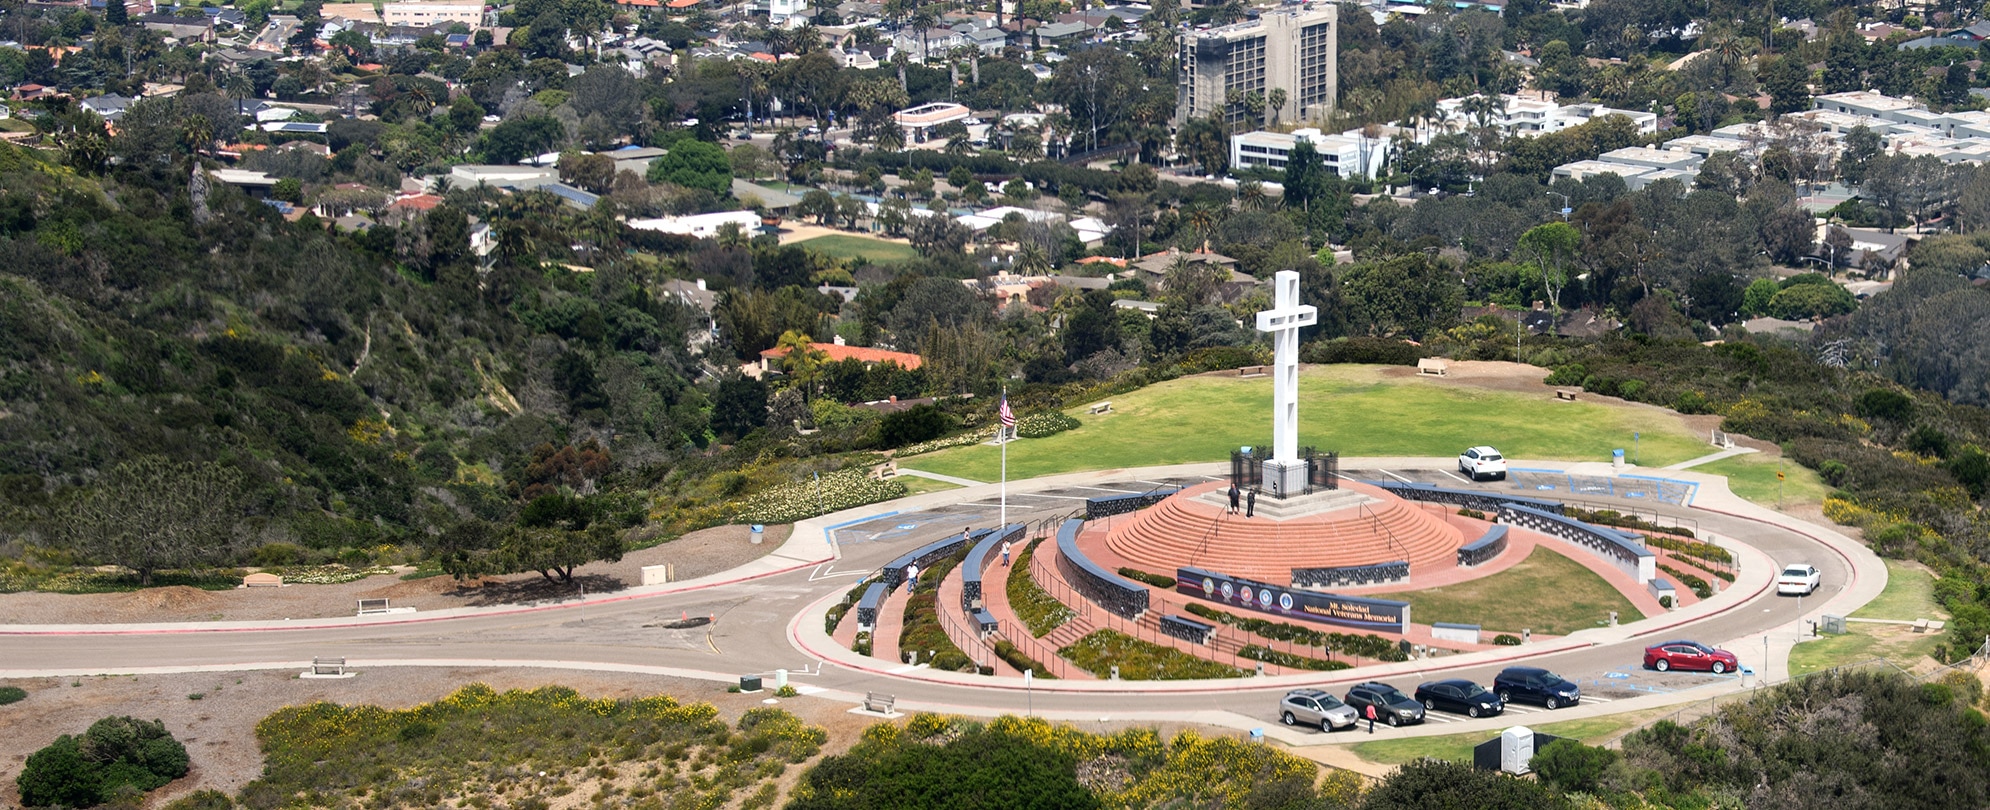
left=1103, top=495, right=1464, bottom=583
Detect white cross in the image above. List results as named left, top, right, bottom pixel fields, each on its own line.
left=1255, top=270, right=1317, bottom=466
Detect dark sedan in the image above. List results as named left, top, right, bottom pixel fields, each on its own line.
left=1494, top=666, right=1581, bottom=710
left=1415, top=679, right=1504, bottom=718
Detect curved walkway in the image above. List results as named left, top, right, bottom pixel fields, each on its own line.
left=0, top=458, right=1886, bottom=751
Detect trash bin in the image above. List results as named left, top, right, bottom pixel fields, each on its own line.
left=740, top=675, right=763, bottom=693
left=1249, top=728, right=1264, bottom=743
left=1739, top=667, right=1754, bottom=688
left=775, top=669, right=788, bottom=689
left=750, top=524, right=765, bottom=545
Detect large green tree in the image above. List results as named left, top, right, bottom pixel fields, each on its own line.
left=61, top=457, right=245, bottom=586
left=647, top=140, right=733, bottom=197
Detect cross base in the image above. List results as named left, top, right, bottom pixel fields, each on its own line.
left=1261, top=459, right=1309, bottom=500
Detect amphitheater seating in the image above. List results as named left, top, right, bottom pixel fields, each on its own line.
left=1160, top=614, right=1215, bottom=644
left=1370, top=481, right=1563, bottom=514
left=854, top=581, right=886, bottom=629
left=1290, top=560, right=1411, bottom=589
left=1500, top=504, right=1654, bottom=583
left=1101, top=484, right=1463, bottom=582
left=1457, top=525, right=1509, bottom=567
left=883, top=531, right=976, bottom=590
left=1056, top=518, right=1150, bottom=619
left=960, top=523, right=1024, bottom=613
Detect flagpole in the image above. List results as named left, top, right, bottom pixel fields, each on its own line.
left=1000, top=388, right=1009, bottom=530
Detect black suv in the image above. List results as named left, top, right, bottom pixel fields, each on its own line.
left=1493, top=666, right=1581, bottom=709
left=1343, top=682, right=1426, bottom=727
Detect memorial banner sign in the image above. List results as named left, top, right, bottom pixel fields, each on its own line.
left=1177, top=566, right=1410, bottom=632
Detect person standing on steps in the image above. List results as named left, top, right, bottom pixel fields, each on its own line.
left=1227, top=484, right=1240, bottom=514
left=1364, top=703, right=1377, bottom=734
left=1246, top=489, right=1257, bottom=518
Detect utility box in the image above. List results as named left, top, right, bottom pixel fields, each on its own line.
left=1500, top=727, right=1535, bottom=775
left=1821, top=614, right=1847, bottom=635
left=739, top=675, right=762, bottom=693
left=775, top=669, right=788, bottom=689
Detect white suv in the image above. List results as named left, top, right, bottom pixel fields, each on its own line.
left=1459, top=446, right=1508, bottom=481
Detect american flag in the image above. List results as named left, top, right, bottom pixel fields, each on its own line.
left=999, top=394, right=1015, bottom=428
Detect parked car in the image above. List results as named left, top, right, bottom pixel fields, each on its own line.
left=1494, top=667, right=1581, bottom=709
left=1643, top=640, right=1740, bottom=674
left=1777, top=563, right=1821, bottom=596
left=1458, top=446, right=1508, bottom=481
left=1414, top=679, right=1504, bottom=718
left=1343, top=682, right=1426, bottom=727
left=1279, top=688, right=1358, bottom=731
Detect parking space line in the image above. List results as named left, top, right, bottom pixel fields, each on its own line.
left=1438, top=469, right=1472, bottom=484
left=1377, top=469, right=1412, bottom=483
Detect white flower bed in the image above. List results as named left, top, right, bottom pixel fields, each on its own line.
left=1015, top=412, right=1079, bottom=438
left=734, top=469, right=909, bottom=524
left=894, top=430, right=993, bottom=457
left=260, top=565, right=393, bottom=585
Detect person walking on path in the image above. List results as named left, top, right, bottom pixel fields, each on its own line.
left=1001, top=540, right=1012, bottom=566
left=905, top=564, right=919, bottom=592
left=1227, top=484, right=1240, bottom=514
left=1246, top=489, right=1257, bottom=518
left=1364, top=703, right=1377, bottom=734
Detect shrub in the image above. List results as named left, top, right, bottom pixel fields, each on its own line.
left=1008, top=541, right=1075, bottom=637
left=1673, top=390, right=1711, bottom=414
left=1115, top=567, right=1177, bottom=588
left=1543, top=363, right=1587, bottom=386
left=163, top=789, right=235, bottom=810
left=1300, top=336, right=1426, bottom=366
left=732, top=468, right=907, bottom=524
left=1237, top=645, right=1351, bottom=672
left=1493, top=634, right=1521, bottom=646
left=992, top=640, right=1055, bottom=678
left=1456, top=507, right=1487, bottom=520
left=18, top=716, right=190, bottom=808
left=1660, top=594, right=1674, bottom=609
left=0, top=685, right=26, bottom=705
left=1658, top=564, right=1713, bottom=599
left=774, top=685, right=799, bottom=698
left=1532, top=738, right=1618, bottom=794
left=873, top=404, right=953, bottom=448
left=852, top=631, right=872, bottom=657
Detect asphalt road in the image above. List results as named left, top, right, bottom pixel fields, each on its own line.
left=0, top=467, right=1855, bottom=733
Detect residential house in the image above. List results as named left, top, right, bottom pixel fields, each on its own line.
left=756, top=343, right=924, bottom=376
left=80, top=93, right=134, bottom=122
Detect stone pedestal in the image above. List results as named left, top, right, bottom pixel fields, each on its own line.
left=1262, top=458, right=1309, bottom=499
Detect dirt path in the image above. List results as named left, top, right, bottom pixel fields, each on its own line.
left=0, top=524, right=790, bottom=626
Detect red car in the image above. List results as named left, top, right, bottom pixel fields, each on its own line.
left=1644, top=640, right=1740, bottom=674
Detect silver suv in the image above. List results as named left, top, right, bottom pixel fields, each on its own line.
left=1459, top=446, right=1508, bottom=481
left=1279, top=688, right=1358, bottom=731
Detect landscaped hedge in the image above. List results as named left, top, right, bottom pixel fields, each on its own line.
left=1009, top=540, right=1075, bottom=637
left=1238, top=645, right=1352, bottom=672
left=1565, top=507, right=1697, bottom=539
left=893, top=430, right=990, bottom=457
left=1658, top=564, right=1714, bottom=599
left=1643, top=534, right=1731, bottom=567
left=992, top=640, right=1056, bottom=679
left=1016, top=411, right=1081, bottom=439
left=1059, top=629, right=1246, bottom=680
left=1300, top=337, right=1428, bottom=366
left=1184, top=603, right=1408, bottom=661
left=1116, top=567, right=1178, bottom=588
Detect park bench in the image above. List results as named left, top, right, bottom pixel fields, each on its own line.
left=1237, top=365, right=1268, bottom=378
left=356, top=598, right=391, bottom=615
left=1556, top=389, right=1579, bottom=401
left=863, top=691, right=897, bottom=715
left=311, top=657, right=347, bottom=676
left=1416, top=358, right=1448, bottom=376
left=1087, top=401, right=1113, bottom=415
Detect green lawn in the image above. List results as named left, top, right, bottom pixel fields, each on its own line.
left=894, top=475, right=964, bottom=496
left=1787, top=560, right=1946, bottom=676
left=1371, top=546, right=1640, bottom=636
left=1350, top=713, right=1653, bottom=766
left=791, top=234, right=918, bottom=263
left=1851, top=559, right=1945, bottom=620
left=905, top=365, right=1709, bottom=482
left=1692, top=453, right=1830, bottom=508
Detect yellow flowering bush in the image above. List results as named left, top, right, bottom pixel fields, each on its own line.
left=238, top=684, right=821, bottom=809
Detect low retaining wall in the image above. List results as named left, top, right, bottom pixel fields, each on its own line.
left=1500, top=504, right=1655, bottom=584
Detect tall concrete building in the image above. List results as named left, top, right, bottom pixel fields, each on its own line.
left=1176, top=6, right=1337, bottom=129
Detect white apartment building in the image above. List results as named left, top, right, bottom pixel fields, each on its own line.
left=1229, top=127, right=1392, bottom=179
left=1176, top=6, right=1337, bottom=128
left=382, top=0, right=485, bottom=28
left=1434, top=94, right=1658, bottom=137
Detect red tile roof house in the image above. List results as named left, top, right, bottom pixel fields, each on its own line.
left=755, top=343, right=923, bottom=376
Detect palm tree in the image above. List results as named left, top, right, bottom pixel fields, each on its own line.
left=1266, top=88, right=1287, bottom=129
left=945, top=132, right=974, bottom=156
left=1185, top=204, right=1217, bottom=245
left=1243, top=90, right=1265, bottom=130
left=775, top=329, right=828, bottom=401
left=1238, top=180, right=1271, bottom=211
left=1016, top=242, right=1051, bottom=275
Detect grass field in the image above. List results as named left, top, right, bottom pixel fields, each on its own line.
left=1788, top=560, right=1949, bottom=676
left=1371, top=546, right=1641, bottom=636
left=791, top=234, right=919, bottom=263
left=1349, top=711, right=1662, bottom=766
left=1692, top=453, right=1830, bottom=507
left=905, top=366, right=1709, bottom=482
left=894, top=475, right=964, bottom=496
